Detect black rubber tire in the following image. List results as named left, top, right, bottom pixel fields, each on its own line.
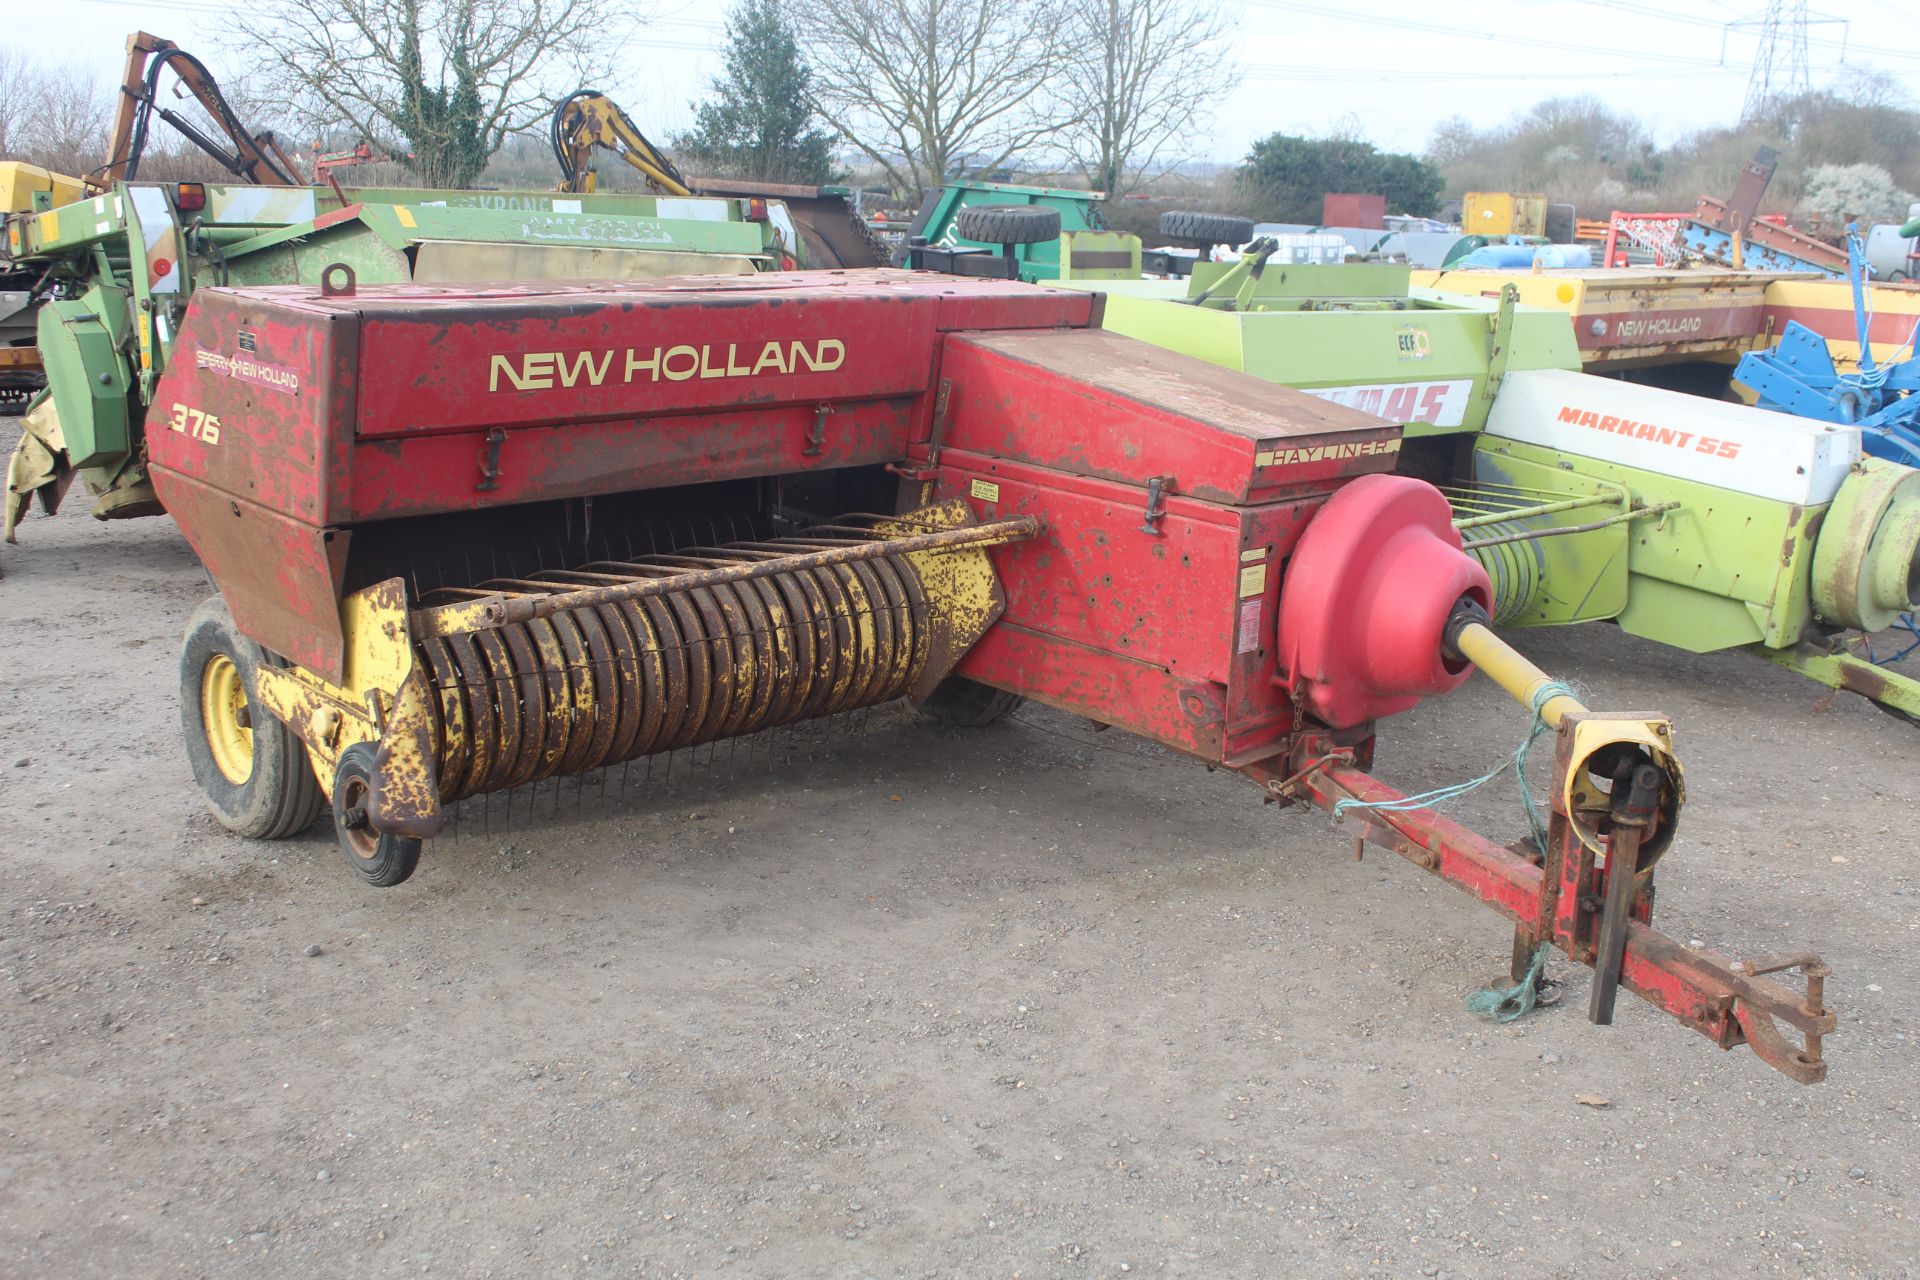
left=1159, top=210, right=1255, bottom=246
left=914, top=676, right=1026, bottom=727
left=179, top=596, right=325, bottom=840
left=956, top=204, right=1061, bottom=246
left=330, top=743, right=422, bottom=888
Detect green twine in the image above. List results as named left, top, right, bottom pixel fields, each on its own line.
left=1330, top=680, right=1578, bottom=1025
left=1330, top=679, right=1575, bottom=854
left=1466, top=942, right=1552, bottom=1022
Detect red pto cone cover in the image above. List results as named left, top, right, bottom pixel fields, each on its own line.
left=1278, top=474, right=1492, bottom=729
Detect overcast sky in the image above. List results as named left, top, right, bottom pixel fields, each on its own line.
left=14, top=0, right=1920, bottom=162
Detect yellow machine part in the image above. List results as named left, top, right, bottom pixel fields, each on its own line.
left=417, top=544, right=935, bottom=802
left=0, top=161, right=87, bottom=215
left=1463, top=192, right=1547, bottom=238
left=252, top=502, right=1015, bottom=831
left=1452, top=617, right=1683, bottom=861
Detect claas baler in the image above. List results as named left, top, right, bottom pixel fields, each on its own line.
left=145, top=265, right=1832, bottom=1083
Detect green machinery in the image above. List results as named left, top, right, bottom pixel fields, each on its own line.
left=1062, top=254, right=1920, bottom=722
left=2, top=180, right=792, bottom=551
left=902, top=179, right=1114, bottom=281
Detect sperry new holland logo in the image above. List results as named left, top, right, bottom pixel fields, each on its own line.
left=489, top=340, right=846, bottom=392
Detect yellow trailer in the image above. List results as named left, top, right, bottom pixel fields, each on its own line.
left=1462, top=192, right=1547, bottom=238
left=1413, top=266, right=1788, bottom=371
left=1414, top=266, right=1920, bottom=376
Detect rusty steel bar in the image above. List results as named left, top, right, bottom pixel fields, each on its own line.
left=1452, top=491, right=1620, bottom=530
left=1459, top=502, right=1680, bottom=551
left=410, top=516, right=1041, bottom=637
left=1276, top=761, right=1832, bottom=1084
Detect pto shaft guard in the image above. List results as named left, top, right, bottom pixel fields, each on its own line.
left=1279, top=474, right=1493, bottom=728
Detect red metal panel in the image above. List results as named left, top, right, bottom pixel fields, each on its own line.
left=936, top=330, right=1403, bottom=503
left=147, top=290, right=353, bottom=527
left=1323, top=194, right=1385, bottom=231
left=1220, top=499, right=1317, bottom=765
left=349, top=289, right=939, bottom=439
left=1580, top=304, right=1768, bottom=357
left=934, top=447, right=1243, bottom=685
left=956, top=622, right=1227, bottom=760
left=150, top=474, right=350, bottom=679
left=928, top=278, right=1095, bottom=332
left=934, top=447, right=1320, bottom=767
left=341, top=399, right=919, bottom=521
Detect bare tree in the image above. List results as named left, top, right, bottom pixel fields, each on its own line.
left=0, top=59, right=113, bottom=174
left=1059, top=0, right=1235, bottom=196
left=230, top=0, right=626, bottom=188
left=0, top=50, right=30, bottom=159
left=789, top=0, right=1075, bottom=199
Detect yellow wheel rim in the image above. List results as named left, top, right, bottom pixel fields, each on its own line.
left=200, top=653, right=255, bottom=785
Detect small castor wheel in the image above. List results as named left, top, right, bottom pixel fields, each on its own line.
left=180, top=596, right=325, bottom=839
left=330, top=743, right=421, bottom=888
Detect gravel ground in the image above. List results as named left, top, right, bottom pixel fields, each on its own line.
left=2, top=440, right=1917, bottom=1278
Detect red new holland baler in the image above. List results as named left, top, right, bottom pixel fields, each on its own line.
left=146, top=266, right=1832, bottom=1083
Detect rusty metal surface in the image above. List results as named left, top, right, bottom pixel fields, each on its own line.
left=357, top=508, right=1022, bottom=805
left=151, top=474, right=352, bottom=681
left=692, top=181, right=892, bottom=269
left=411, top=512, right=1037, bottom=635
left=939, top=330, right=1403, bottom=505
left=1247, top=740, right=1832, bottom=1085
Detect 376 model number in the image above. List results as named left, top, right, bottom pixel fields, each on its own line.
left=167, top=402, right=221, bottom=444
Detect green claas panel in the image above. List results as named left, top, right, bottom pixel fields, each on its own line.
left=1475, top=436, right=1820, bottom=651
left=1078, top=265, right=1581, bottom=437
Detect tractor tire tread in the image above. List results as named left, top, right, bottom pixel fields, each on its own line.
left=1160, top=210, right=1255, bottom=246
left=179, top=596, right=325, bottom=841
left=955, top=205, right=1062, bottom=246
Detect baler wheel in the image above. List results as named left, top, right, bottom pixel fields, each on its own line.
left=1159, top=211, right=1255, bottom=247
left=179, top=597, right=325, bottom=840
left=330, top=744, right=422, bottom=888
left=913, top=676, right=1025, bottom=727
left=956, top=205, right=1062, bottom=246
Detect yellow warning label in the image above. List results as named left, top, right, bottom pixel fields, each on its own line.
left=1238, top=564, right=1267, bottom=598
left=37, top=209, right=59, bottom=241
left=1240, top=548, right=1266, bottom=563
left=395, top=206, right=417, bottom=228
left=970, top=478, right=1001, bottom=503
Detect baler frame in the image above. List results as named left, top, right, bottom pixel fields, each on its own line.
left=143, top=266, right=1836, bottom=1085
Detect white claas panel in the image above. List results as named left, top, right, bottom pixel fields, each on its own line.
left=1486, top=368, right=1862, bottom=505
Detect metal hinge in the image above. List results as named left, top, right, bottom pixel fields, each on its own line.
left=476, top=426, right=505, bottom=491
left=1141, top=475, right=1174, bottom=535
left=803, top=403, right=831, bottom=457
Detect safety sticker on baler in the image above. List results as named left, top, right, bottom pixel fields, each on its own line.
left=1236, top=600, right=1263, bottom=654
left=970, top=479, right=1000, bottom=503
left=1238, top=564, right=1267, bottom=597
